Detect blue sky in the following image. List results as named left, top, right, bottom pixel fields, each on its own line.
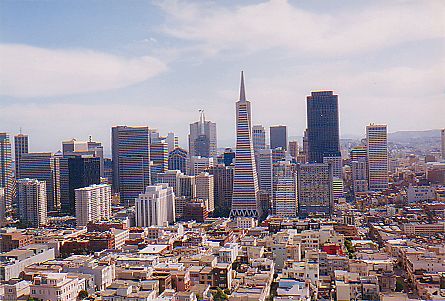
left=1, top=0, right=444, bottom=155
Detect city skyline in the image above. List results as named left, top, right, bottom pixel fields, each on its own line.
left=1, top=0, right=443, bottom=153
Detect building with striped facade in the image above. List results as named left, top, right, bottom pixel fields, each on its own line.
left=112, top=126, right=151, bottom=204
left=272, top=161, right=297, bottom=217
left=366, top=124, right=388, bottom=191
left=19, top=152, right=55, bottom=211
left=230, top=72, right=262, bottom=218
left=0, top=133, right=14, bottom=209
left=14, top=133, right=29, bottom=180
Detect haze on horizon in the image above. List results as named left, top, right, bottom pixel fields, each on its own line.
left=0, top=0, right=444, bottom=154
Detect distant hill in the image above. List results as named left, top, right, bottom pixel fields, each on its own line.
left=388, top=129, right=441, bottom=143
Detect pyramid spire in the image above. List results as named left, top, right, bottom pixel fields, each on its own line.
left=239, top=71, right=246, bottom=101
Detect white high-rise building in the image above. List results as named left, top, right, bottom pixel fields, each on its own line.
left=272, top=161, right=297, bottom=217
left=252, top=125, right=266, bottom=153
left=189, top=156, right=214, bottom=176
left=165, top=132, right=178, bottom=153
left=195, top=172, right=215, bottom=212
left=136, top=184, right=175, bottom=227
left=75, top=184, right=111, bottom=227
left=17, top=178, right=47, bottom=227
left=257, top=149, right=273, bottom=194
left=366, top=124, right=388, bottom=191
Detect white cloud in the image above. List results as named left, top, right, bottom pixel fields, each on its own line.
left=0, top=44, right=167, bottom=97
left=158, top=0, right=445, bottom=56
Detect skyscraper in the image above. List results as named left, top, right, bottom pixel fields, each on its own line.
left=156, top=169, right=181, bottom=195
left=189, top=156, right=214, bottom=176
left=0, top=133, right=14, bottom=208
left=75, top=184, right=111, bottom=227
left=112, top=126, right=151, bottom=204
left=52, top=152, right=69, bottom=212
left=17, top=178, right=47, bottom=228
left=14, top=133, right=29, bottom=180
left=366, top=124, right=388, bottom=191
left=252, top=125, right=266, bottom=153
left=0, top=188, right=5, bottom=226
left=195, top=172, right=215, bottom=212
left=288, top=141, right=298, bottom=160
left=350, top=145, right=368, bottom=195
left=270, top=125, right=287, bottom=150
left=297, top=163, right=333, bottom=217
left=208, top=164, right=233, bottom=217
left=306, top=91, right=340, bottom=163
left=165, top=132, right=179, bottom=153
left=135, top=184, right=175, bottom=227
left=63, top=138, right=104, bottom=177
left=231, top=72, right=261, bottom=218
left=168, top=147, right=188, bottom=174
left=189, top=110, right=217, bottom=158
left=257, top=149, right=273, bottom=194
left=67, top=155, right=101, bottom=214
left=150, top=140, right=168, bottom=183
left=272, top=161, right=297, bottom=217
left=19, top=152, right=55, bottom=211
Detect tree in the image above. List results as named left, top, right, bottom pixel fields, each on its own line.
left=213, top=287, right=229, bottom=301
left=78, top=290, right=89, bottom=300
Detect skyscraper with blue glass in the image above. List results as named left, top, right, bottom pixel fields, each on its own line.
left=231, top=72, right=262, bottom=218
left=306, top=91, right=340, bottom=163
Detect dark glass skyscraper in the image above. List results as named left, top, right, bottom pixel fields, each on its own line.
left=66, top=155, right=101, bottom=214
left=270, top=125, right=287, bottom=150
left=306, top=91, right=340, bottom=163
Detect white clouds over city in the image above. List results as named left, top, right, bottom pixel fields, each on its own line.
left=158, top=0, right=445, bottom=56
left=0, top=44, right=167, bottom=97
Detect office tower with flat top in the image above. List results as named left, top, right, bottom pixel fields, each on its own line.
left=270, top=125, right=287, bottom=150
left=135, top=184, right=175, bottom=227
left=297, top=163, right=333, bottom=217
left=366, top=124, right=388, bottom=191
left=0, top=133, right=14, bottom=209
left=272, top=161, right=297, bottom=217
left=14, top=133, right=29, bottom=179
left=75, top=184, right=111, bottom=227
left=306, top=91, right=340, bottom=163
left=17, top=178, right=47, bottom=227
left=19, top=152, right=56, bottom=211
left=208, top=164, right=233, bottom=217
left=112, top=126, right=151, bottom=204
left=231, top=72, right=262, bottom=218
left=253, top=125, right=266, bottom=153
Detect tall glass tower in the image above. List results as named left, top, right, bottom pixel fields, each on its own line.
left=306, top=91, right=340, bottom=163
left=366, top=124, right=388, bottom=191
left=231, top=72, right=262, bottom=218
left=0, top=133, right=14, bottom=210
